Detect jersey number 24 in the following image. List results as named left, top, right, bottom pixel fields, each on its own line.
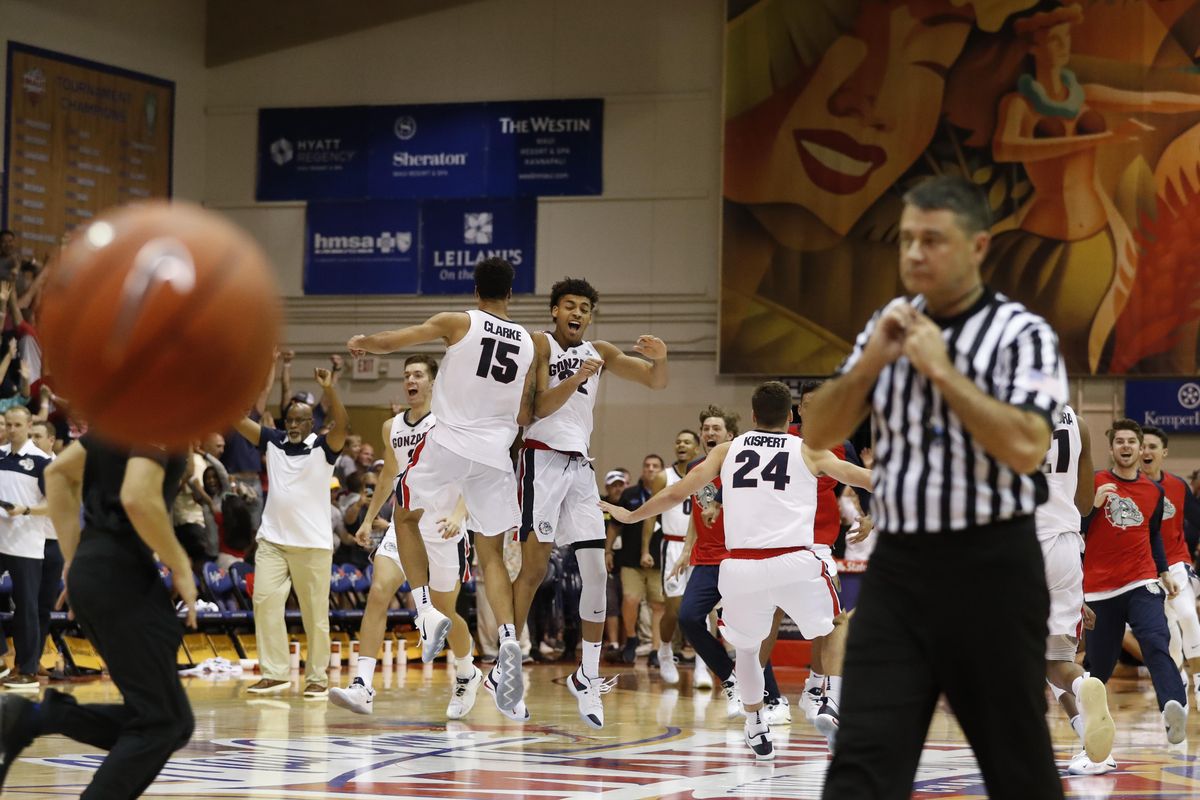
left=731, top=451, right=791, bottom=491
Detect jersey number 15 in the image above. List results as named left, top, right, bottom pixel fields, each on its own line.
left=476, top=337, right=520, bottom=384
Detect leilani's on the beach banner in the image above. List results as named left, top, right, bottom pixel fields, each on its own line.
left=4, top=43, right=174, bottom=255
left=258, top=99, right=602, bottom=202
left=721, top=0, right=1200, bottom=376
left=304, top=197, right=536, bottom=295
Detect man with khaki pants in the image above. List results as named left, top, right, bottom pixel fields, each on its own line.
left=235, top=368, right=348, bottom=698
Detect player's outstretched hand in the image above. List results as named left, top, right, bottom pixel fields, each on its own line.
left=1081, top=603, right=1096, bottom=630
left=347, top=335, right=367, bottom=357
left=668, top=558, right=688, bottom=580
left=354, top=525, right=372, bottom=548
left=599, top=500, right=631, bottom=523
left=633, top=335, right=667, bottom=360
left=314, top=368, right=333, bottom=389
left=178, top=576, right=199, bottom=630
left=437, top=516, right=463, bottom=539
left=847, top=515, right=874, bottom=544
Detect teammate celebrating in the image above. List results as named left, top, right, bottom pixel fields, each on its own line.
left=330, top=356, right=479, bottom=720
left=1083, top=419, right=1187, bottom=745
left=1036, top=405, right=1115, bottom=775
left=348, top=258, right=535, bottom=719
left=1139, top=426, right=1200, bottom=704
left=512, top=277, right=668, bottom=727
left=605, top=382, right=872, bottom=761
left=652, top=429, right=700, bottom=679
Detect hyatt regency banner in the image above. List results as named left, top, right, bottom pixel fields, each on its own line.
left=259, top=99, right=602, bottom=201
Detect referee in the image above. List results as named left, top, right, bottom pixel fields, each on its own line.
left=808, top=176, right=1067, bottom=799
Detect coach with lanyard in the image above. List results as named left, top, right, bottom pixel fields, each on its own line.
left=807, top=176, right=1068, bottom=800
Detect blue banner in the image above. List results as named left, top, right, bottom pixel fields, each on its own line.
left=486, top=99, right=604, bottom=196
left=257, top=106, right=368, bottom=201
left=256, top=100, right=602, bottom=201
left=304, top=200, right=420, bottom=294
left=1125, top=379, right=1200, bottom=432
left=419, top=198, right=536, bottom=295
left=366, top=104, right=490, bottom=199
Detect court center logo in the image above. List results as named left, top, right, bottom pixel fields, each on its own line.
left=1179, top=382, right=1200, bottom=410
left=269, top=138, right=294, bottom=166
left=465, top=212, right=493, bottom=245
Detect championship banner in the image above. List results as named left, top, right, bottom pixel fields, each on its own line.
left=304, top=200, right=420, bottom=295
left=257, top=99, right=603, bottom=201
left=3, top=43, right=174, bottom=253
left=1125, top=379, right=1200, bottom=433
left=419, top=197, right=536, bottom=295
left=721, top=1, right=1200, bottom=377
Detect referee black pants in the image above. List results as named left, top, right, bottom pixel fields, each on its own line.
left=40, top=535, right=194, bottom=799
left=822, top=517, right=1063, bottom=800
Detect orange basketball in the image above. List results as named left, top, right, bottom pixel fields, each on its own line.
left=39, top=202, right=281, bottom=449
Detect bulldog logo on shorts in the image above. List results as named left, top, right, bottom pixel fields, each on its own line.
left=1104, top=495, right=1145, bottom=529
left=538, top=521, right=553, bottom=536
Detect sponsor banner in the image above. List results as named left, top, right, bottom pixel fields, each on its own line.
left=4, top=42, right=174, bottom=247
left=257, top=106, right=367, bottom=201
left=1125, top=380, right=1200, bottom=433
left=256, top=100, right=602, bottom=201
left=304, top=200, right=419, bottom=294
left=419, top=198, right=536, bottom=295
left=486, top=99, right=604, bottom=196
left=366, top=104, right=490, bottom=199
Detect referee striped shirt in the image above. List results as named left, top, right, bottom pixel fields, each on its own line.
left=838, top=289, right=1067, bottom=534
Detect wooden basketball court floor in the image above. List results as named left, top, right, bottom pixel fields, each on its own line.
left=4, top=661, right=1200, bottom=799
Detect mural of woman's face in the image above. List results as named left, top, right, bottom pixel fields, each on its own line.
left=724, top=1, right=970, bottom=236
left=1031, top=23, right=1071, bottom=71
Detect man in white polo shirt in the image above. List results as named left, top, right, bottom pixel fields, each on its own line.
left=234, top=368, right=348, bottom=699
left=0, top=406, right=53, bottom=690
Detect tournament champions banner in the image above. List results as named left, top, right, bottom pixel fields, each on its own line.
left=721, top=1, right=1200, bottom=377
left=303, top=197, right=536, bottom=295
left=258, top=99, right=602, bottom=201
left=3, top=43, right=174, bottom=252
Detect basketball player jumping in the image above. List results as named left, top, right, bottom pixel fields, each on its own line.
left=349, top=258, right=535, bottom=719
left=604, top=382, right=873, bottom=760
left=512, top=277, right=668, bottom=727
left=331, top=355, right=481, bottom=721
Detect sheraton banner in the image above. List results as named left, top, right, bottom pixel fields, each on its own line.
left=3, top=43, right=174, bottom=254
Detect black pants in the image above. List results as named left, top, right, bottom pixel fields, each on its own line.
left=822, top=517, right=1062, bottom=800
left=1, top=553, right=42, bottom=675
left=38, top=539, right=64, bottom=655
left=40, top=535, right=194, bottom=799
left=1085, top=585, right=1184, bottom=710
left=678, top=564, right=781, bottom=699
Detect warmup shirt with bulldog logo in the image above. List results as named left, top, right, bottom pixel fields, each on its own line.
left=1082, top=469, right=1167, bottom=601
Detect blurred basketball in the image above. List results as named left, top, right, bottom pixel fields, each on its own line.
left=39, top=201, right=281, bottom=449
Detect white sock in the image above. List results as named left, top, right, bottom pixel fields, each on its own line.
left=1070, top=714, right=1084, bottom=743
left=455, top=654, right=475, bottom=678
left=659, top=641, right=673, bottom=657
left=499, top=623, right=516, bottom=643
left=582, top=640, right=601, bottom=680
left=1070, top=674, right=1085, bottom=700
left=806, top=671, right=825, bottom=693
left=826, top=675, right=843, bottom=712
left=356, top=656, right=377, bottom=688
left=414, top=586, right=433, bottom=613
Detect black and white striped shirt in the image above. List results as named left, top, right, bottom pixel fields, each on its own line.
left=838, top=289, right=1067, bottom=534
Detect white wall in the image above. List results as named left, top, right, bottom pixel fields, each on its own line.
left=204, top=0, right=757, bottom=472
left=0, top=0, right=207, bottom=202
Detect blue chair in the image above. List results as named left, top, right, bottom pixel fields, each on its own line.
left=156, top=562, right=174, bottom=593
left=227, top=561, right=254, bottom=607
left=342, top=563, right=370, bottom=596
left=202, top=561, right=251, bottom=623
